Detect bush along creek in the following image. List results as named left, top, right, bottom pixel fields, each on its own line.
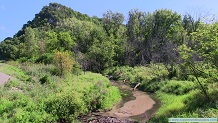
left=101, top=65, right=218, bottom=122
left=0, top=2, right=218, bottom=123
left=79, top=80, right=161, bottom=123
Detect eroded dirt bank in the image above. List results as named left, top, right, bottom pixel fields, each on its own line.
left=103, top=83, right=155, bottom=119
left=80, top=81, right=160, bottom=123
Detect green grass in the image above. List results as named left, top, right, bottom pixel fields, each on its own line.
left=104, top=65, right=218, bottom=123
left=148, top=88, right=218, bottom=122
left=0, top=62, right=121, bottom=122
left=155, top=91, right=192, bottom=117
left=0, top=62, right=29, bottom=81
left=1, top=62, right=217, bottom=122
left=73, top=72, right=121, bottom=110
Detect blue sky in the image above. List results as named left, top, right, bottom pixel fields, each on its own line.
left=0, top=0, right=218, bottom=41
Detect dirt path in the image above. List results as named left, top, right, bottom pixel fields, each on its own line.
left=0, top=72, right=11, bottom=84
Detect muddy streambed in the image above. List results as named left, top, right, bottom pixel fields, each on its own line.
left=80, top=81, right=161, bottom=123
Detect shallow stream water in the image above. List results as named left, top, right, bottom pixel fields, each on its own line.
left=80, top=81, right=161, bottom=122
left=99, top=81, right=161, bottom=122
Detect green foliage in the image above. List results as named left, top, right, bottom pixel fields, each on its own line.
left=104, top=64, right=168, bottom=85
left=35, top=53, right=53, bottom=64
left=192, top=22, right=218, bottom=67
left=87, top=38, right=116, bottom=72
left=104, top=64, right=217, bottom=122
left=1, top=2, right=218, bottom=122
left=0, top=38, right=19, bottom=60
left=75, top=72, right=121, bottom=110
left=53, top=51, right=73, bottom=76
left=58, top=31, right=76, bottom=51
left=103, top=66, right=136, bottom=82
left=0, top=63, right=121, bottom=122
left=39, top=74, right=51, bottom=84
left=160, top=80, right=195, bottom=95
left=43, top=72, right=121, bottom=122
left=0, top=62, right=29, bottom=81
left=45, top=31, right=59, bottom=51
left=46, top=90, right=87, bottom=121
left=4, top=79, right=20, bottom=88
left=0, top=91, right=54, bottom=123
left=71, top=62, right=82, bottom=75
left=103, top=10, right=124, bottom=37
left=101, top=86, right=121, bottom=108
left=23, top=27, right=38, bottom=57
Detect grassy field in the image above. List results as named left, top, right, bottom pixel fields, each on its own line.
left=0, top=61, right=217, bottom=122
left=0, top=61, right=121, bottom=122
left=103, top=65, right=218, bottom=122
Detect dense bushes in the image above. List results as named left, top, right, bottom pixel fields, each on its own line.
left=53, top=51, right=74, bottom=76
left=44, top=72, right=121, bottom=122
left=160, top=80, right=195, bottom=95
left=0, top=63, right=121, bottom=122
left=104, top=64, right=218, bottom=122
left=0, top=91, right=53, bottom=122
left=46, top=90, right=87, bottom=121
left=75, top=72, right=121, bottom=110
left=103, top=64, right=168, bottom=83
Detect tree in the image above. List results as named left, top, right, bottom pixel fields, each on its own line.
left=182, top=14, right=200, bottom=35
left=178, top=43, right=210, bottom=101
left=126, top=9, right=148, bottom=65
left=86, top=38, right=115, bottom=72
left=150, top=9, right=183, bottom=78
left=45, top=31, right=59, bottom=51
left=58, top=31, right=76, bottom=51
left=102, top=10, right=124, bottom=37
left=193, top=22, right=218, bottom=68
left=53, top=51, right=74, bottom=76
left=19, top=27, right=38, bottom=58
left=178, top=22, right=218, bottom=101
left=0, top=38, right=18, bottom=60
left=102, top=11, right=126, bottom=66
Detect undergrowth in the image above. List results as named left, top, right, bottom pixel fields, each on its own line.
left=104, top=64, right=218, bottom=123
left=0, top=62, right=121, bottom=122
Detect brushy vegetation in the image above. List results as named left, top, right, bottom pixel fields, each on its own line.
left=104, top=64, right=218, bottom=123
left=1, top=2, right=218, bottom=123
left=0, top=62, right=121, bottom=122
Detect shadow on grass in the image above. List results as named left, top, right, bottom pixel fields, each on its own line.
left=150, top=90, right=217, bottom=122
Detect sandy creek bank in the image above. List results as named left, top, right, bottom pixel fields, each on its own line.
left=80, top=81, right=161, bottom=123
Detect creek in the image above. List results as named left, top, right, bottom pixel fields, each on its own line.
left=80, top=81, right=161, bottom=123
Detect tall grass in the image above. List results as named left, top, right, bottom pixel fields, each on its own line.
left=0, top=62, right=121, bottom=122
left=104, top=64, right=218, bottom=123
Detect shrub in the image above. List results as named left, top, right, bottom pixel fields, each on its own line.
left=0, top=92, right=53, bottom=123
left=46, top=90, right=87, bottom=122
left=0, top=98, right=13, bottom=115
left=39, top=74, right=51, bottom=84
left=101, top=86, right=121, bottom=109
left=0, top=63, right=121, bottom=122
left=72, top=62, right=82, bottom=75
left=139, top=81, right=164, bottom=92
left=53, top=51, right=74, bottom=76
left=77, top=72, right=121, bottom=110
left=35, top=53, right=53, bottom=64
left=161, top=80, right=195, bottom=95
left=4, top=79, right=20, bottom=88
left=103, top=64, right=169, bottom=85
